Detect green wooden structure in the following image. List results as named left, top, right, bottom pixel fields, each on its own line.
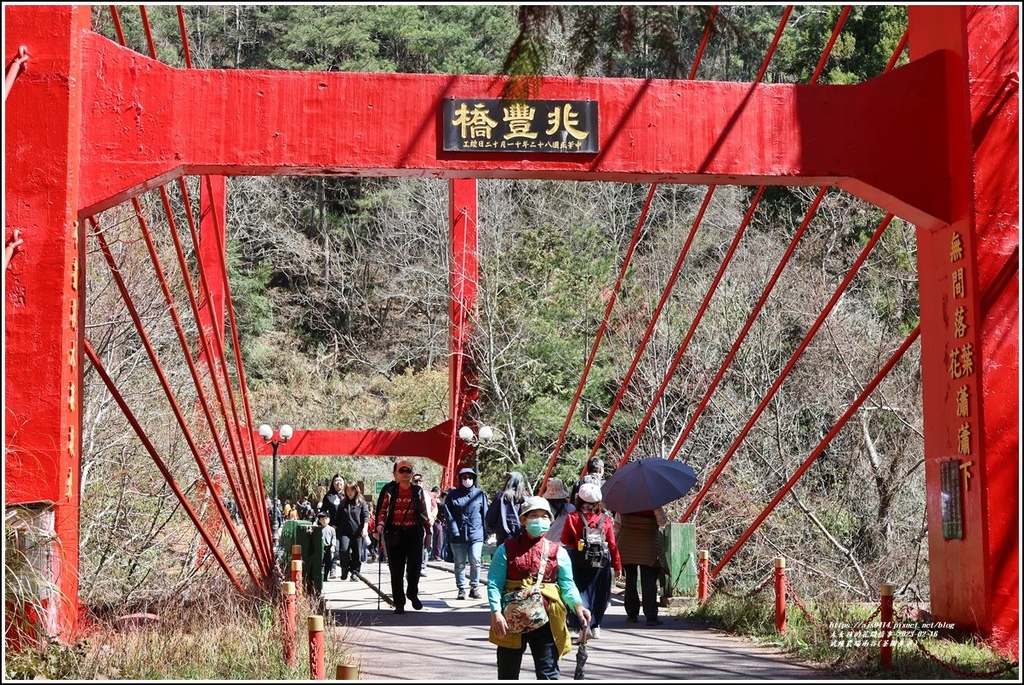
left=662, top=522, right=698, bottom=597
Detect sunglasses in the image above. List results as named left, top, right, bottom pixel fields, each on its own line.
left=398, top=467, right=413, bottom=474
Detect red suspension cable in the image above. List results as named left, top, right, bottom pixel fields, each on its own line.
left=155, top=187, right=272, bottom=575
left=712, top=325, right=921, bottom=576
left=681, top=11, right=910, bottom=518
left=809, top=6, right=852, bottom=85
left=84, top=339, right=248, bottom=593
left=688, top=6, right=718, bottom=81
left=587, top=188, right=717, bottom=463
left=175, top=177, right=274, bottom=558
left=133, top=194, right=267, bottom=577
left=176, top=6, right=194, bottom=69
left=884, top=29, right=910, bottom=74
left=88, top=215, right=264, bottom=588
left=754, top=6, right=793, bottom=84
left=139, top=5, right=158, bottom=60
left=668, top=21, right=910, bottom=466
left=598, top=8, right=793, bottom=471
left=615, top=187, right=767, bottom=469
left=538, top=184, right=657, bottom=491
left=682, top=213, right=896, bottom=522
left=202, top=177, right=265, bottom=519
left=109, top=6, right=126, bottom=46
left=667, top=188, right=828, bottom=463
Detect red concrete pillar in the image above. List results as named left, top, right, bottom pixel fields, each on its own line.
left=307, top=615, right=325, bottom=680
left=773, top=557, right=786, bottom=634
left=281, top=581, right=297, bottom=668
left=697, top=550, right=709, bottom=603
left=447, top=178, right=479, bottom=487
left=908, top=6, right=1019, bottom=659
left=4, top=4, right=92, bottom=642
left=880, top=583, right=895, bottom=670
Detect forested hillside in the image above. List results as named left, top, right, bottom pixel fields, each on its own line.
left=75, top=5, right=926, bottom=609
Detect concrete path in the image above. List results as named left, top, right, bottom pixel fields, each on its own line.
left=322, top=560, right=831, bottom=681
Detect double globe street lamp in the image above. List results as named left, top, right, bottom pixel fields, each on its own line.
left=458, top=424, right=494, bottom=476
left=258, top=423, right=293, bottom=540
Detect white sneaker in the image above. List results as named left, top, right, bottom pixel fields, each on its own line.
left=591, top=626, right=601, bottom=639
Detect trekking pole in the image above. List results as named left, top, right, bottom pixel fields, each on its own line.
left=377, top=536, right=382, bottom=610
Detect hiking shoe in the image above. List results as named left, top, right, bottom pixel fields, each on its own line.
left=350, top=575, right=359, bottom=582
left=646, top=619, right=663, bottom=626
left=410, top=597, right=423, bottom=610
left=626, top=616, right=638, bottom=623
left=394, top=606, right=405, bottom=615
left=469, top=588, right=481, bottom=600
left=456, top=590, right=466, bottom=600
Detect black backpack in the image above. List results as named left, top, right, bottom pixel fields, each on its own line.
left=581, top=513, right=609, bottom=568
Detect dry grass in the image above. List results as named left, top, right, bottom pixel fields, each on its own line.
left=4, top=575, right=356, bottom=680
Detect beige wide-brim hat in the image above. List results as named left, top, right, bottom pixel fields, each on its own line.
left=541, top=478, right=571, bottom=500
left=519, top=496, right=553, bottom=518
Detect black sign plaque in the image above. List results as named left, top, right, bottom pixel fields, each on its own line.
left=442, top=98, right=599, bottom=154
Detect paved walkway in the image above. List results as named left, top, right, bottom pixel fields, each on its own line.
left=322, top=560, right=830, bottom=681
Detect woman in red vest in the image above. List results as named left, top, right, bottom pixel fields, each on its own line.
left=487, top=497, right=592, bottom=679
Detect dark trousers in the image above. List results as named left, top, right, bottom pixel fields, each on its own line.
left=322, top=545, right=334, bottom=580
left=338, top=533, right=362, bottom=576
left=496, top=622, right=560, bottom=680
left=568, top=560, right=613, bottom=630
left=384, top=526, right=423, bottom=608
left=429, top=521, right=444, bottom=560
left=624, top=563, right=660, bottom=622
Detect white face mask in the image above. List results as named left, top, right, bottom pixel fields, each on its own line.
left=461, top=478, right=474, bottom=488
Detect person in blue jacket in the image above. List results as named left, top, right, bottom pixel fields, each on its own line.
left=443, top=466, right=488, bottom=600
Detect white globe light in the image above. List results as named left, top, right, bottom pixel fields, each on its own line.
left=279, top=424, right=293, bottom=440
left=458, top=426, right=475, bottom=441
left=478, top=426, right=494, bottom=441
left=258, top=424, right=273, bottom=440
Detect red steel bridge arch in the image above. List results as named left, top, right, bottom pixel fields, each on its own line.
left=3, top=5, right=1018, bottom=657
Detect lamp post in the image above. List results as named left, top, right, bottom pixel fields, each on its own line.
left=458, top=424, right=494, bottom=477
left=259, top=423, right=293, bottom=540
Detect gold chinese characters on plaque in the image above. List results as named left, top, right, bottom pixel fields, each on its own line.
left=443, top=99, right=599, bottom=154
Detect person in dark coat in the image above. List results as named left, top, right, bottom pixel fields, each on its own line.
left=319, top=473, right=346, bottom=573
left=429, top=486, right=445, bottom=561
left=443, top=466, right=488, bottom=600
left=335, top=481, right=369, bottom=580
left=374, top=460, right=429, bottom=614
left=487, top=471, right=529, bottom=546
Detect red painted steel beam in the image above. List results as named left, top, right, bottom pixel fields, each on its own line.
left=76, top=31, right=954, bottom=227
left=448, top=179, right=479, bottom=487
left=3, top=5, right=90, bottom=642
left=909, top=5, right=1019, bottom=659
left=250, top=423, right=455, bottom=465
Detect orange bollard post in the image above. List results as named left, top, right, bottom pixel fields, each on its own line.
left=337, top=663, right=359, bottom=680
left=308, top=615, right=325, bottom=680
left=281, top=581, right=297, bottom=668
left=880, top=583, right=895, bottom=670
left=774, top=557, right=786, bottom=634
left=697, top=550, right=709, bottom=603
left=291, top=559, right=303, bottom=596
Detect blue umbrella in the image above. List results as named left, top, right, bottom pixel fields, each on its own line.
left=601, top=458, right=698, bottom=513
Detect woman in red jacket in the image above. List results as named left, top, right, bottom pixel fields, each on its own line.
left=560, top=482, right=621, bottom=639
